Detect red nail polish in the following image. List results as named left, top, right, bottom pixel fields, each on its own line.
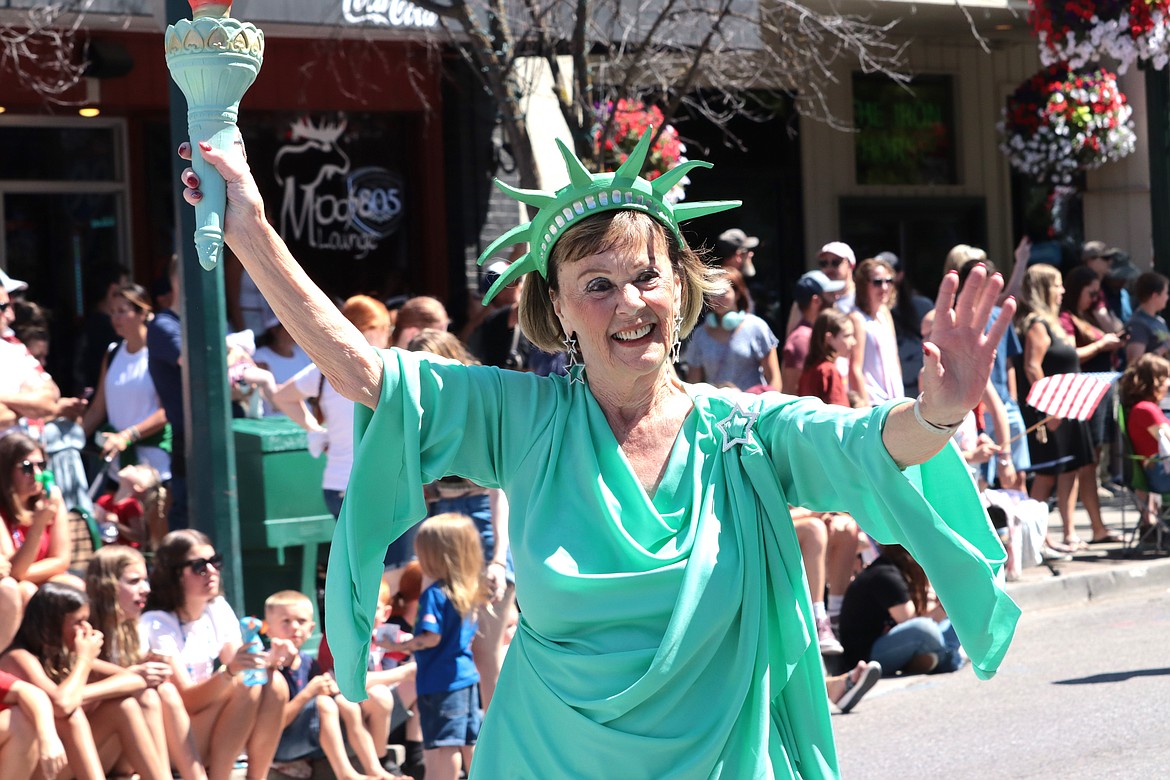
left=198, top=141, right=212, bottom=151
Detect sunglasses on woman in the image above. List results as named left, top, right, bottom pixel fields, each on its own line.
left=870, top=278, right=894, bottom=288
left=19, top=459, right=46, bottom=475
left=181, top=554, right=224, bottom=575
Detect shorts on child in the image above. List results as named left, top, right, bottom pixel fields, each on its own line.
left=417, top=683, right=481, bottom=750
left=274, top=696, right=325, bottom=761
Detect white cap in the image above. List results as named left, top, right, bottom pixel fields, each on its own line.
left=818, top=241, right=856, bottom=267
left=0, top=269, right=28, bottom=294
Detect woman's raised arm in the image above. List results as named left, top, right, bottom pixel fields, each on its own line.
left=179, top=141, right=383, bottom=409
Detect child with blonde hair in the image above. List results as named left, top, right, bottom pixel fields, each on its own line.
left=265, top=589, right=407, bottom=780
left=377, top=513, right=490, bottom=780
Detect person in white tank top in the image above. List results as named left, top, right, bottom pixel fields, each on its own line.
left=82, top=283, right=171, bottom=482
left=848, top=257, right=904, bottom=406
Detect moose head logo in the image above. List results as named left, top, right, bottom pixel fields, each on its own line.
left=274, top=115, right=403, bottom=259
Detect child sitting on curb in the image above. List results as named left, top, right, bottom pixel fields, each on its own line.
left=264, top=590, right=409, bottom=780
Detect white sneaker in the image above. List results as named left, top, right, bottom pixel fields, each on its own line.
left=817, top=616, right=843, bottom=655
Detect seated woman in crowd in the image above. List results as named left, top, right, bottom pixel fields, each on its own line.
left=86, top=544, right=207, bottom=780
left=0, top=582, right=170, bottom=780
left=0, top=432, right=79, bottom=599
left=1120, top=354, right=1170, bottom=507
left=838, top=544, right=965, bottom=678
left=0, top=667, right=66, bottom=780
left=139, top=530, right=290, bottom=780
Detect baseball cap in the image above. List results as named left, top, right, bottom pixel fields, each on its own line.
left=794, top=270, right=846, bottom=305
left=874, top=251, right=901, bottom=272
left=1105, top=248, right=1140, bottom=283
left=717, top=228, right=760, bottom=251
left=478, top=260, right=511, bottom=296
left=818, top=241, right=856, bottom=267
left=1082, top=240, right=1107, bottom=261
left=715, top=228, right=759, bottom=259
left=0, top=268, right=28, bottom=294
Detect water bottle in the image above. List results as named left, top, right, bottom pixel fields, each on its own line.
left=238, top=616, right=268, bottom=686
left=36, top=469, right=55, bottom=494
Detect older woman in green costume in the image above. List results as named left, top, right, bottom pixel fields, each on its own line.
left=180, top=130, right=1019, bottom=779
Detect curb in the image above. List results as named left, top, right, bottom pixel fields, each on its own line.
left=1006, top=556, right=1170, bottom=612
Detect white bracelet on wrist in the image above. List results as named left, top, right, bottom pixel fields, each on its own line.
left=912, top=394, right=964, bottom=436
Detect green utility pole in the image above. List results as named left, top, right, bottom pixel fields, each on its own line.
left=166, top=0, right=243, bottom=613
left=1147, top=66, right=1170, bottom=278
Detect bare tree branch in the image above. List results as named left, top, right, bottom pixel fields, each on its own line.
left=0, top=0, right=97, bottom=103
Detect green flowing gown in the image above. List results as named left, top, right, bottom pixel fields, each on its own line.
left=326, top=349, right=1020, bottom=779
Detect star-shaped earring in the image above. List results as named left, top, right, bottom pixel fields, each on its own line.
left=716, top=401, right=758, bottom=452
left=563, top=333, right=586, bottom=385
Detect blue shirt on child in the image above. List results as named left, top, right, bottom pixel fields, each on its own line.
left=280, top=650, right=323, bottom=697
left=414, top=582, right=479, bottom=695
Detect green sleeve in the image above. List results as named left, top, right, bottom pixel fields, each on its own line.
left=325, top=348, right=558, bottom=700
left=759, top=396, right=1020, bottom=680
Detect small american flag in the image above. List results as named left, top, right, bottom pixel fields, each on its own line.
left=1025, top=372, right=1120, bottom=421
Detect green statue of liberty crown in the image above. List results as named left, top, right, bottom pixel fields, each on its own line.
left=477, top=127, right=741, bottom=304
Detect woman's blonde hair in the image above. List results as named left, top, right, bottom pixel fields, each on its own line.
left=407, top=329, right=480, bottom=366
left=944, top=244, right=988, bottom=275
left=413, top=513, right=489, bottom=619
left=1015, top=264, right=1068, bottom=343
left=85, top=545, right=147, bottom=666
left=517, top=210, right=722, bottom=353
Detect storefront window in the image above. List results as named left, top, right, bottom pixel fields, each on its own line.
left=0, top=125, right=121, bottom=181
left=853, top=74, right=957, bottom=186
left=1, top=117, right=129, bottom=393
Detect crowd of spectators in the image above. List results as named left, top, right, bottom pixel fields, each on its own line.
left=0, top=227, right=1160, bottom=777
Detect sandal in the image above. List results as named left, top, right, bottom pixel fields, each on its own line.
left=836, top=661, right=882, bottom=713
left=1089, top=531, right=1123, bottom=544
left=1063, top=536, right=1088, bottom=551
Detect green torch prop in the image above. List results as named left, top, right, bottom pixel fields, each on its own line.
left=165, top=0, right=264, bottom=270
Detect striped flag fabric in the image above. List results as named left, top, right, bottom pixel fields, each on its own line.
left=1025, top=372, right=1120, bottom=421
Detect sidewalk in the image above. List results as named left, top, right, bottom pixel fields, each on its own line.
left=1005, top=490, right=1170, bottom=612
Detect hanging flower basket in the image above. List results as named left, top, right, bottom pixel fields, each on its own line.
left=1029, top=0, right=1170, bottom=72
left=998, top=63, right=1136, bottom=185
left=593, top=100, right=690, bottom=202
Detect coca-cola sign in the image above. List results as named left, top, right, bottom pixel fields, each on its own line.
left=343, top=0, right=438, bottom=28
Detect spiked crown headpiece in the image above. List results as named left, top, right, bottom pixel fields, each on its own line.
left=476, top=127, right=741, bottom=304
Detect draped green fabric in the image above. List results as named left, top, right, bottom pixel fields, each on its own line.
left=326, top=349, right=1020, bottom=778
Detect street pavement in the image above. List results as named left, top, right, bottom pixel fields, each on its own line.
left=832, top=489, right=1170, bottom=779
left=833, top=585, right=1170, bottom=778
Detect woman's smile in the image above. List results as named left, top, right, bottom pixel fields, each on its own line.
left=613, top=323, right=655, bottom=342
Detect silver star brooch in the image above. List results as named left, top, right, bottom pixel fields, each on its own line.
left=716, top=401, right=758, bottom=452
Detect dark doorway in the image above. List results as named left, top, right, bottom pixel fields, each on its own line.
left=675, top=94, right=804, bottom=332
left=839, top=196, right=988, bottom=299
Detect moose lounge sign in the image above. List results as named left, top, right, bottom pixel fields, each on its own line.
left=272, top=116, right=405, bottom=260
left=240, top=113, right=412, bottom=297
